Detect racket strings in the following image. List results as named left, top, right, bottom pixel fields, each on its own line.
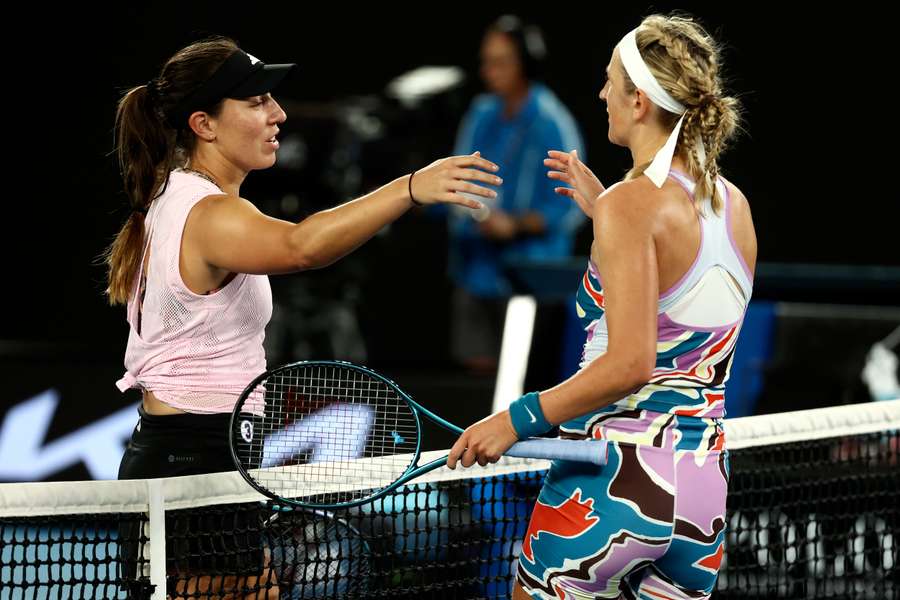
left=234, top=364, right=419, bottom=505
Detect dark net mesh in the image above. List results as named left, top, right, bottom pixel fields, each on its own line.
left=2, top=426, right=897, bottom=599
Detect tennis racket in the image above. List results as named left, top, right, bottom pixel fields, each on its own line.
left=265, top=509, right=370, bottom=598
left=229, top=360, right=607, bottom=509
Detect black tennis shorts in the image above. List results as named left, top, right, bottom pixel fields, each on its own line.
left=117, top=406, right=270, bottom=597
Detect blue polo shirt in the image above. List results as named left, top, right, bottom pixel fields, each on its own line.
left=450, top=83, right=585, bottom=297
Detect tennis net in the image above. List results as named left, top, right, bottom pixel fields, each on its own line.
left=2, top=399, right=897, bottom=599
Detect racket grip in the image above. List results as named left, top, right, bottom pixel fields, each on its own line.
left=506, top=438, right=608, bottom=466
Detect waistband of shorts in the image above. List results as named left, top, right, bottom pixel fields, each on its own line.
left=137, top=405, right=232, bottom=431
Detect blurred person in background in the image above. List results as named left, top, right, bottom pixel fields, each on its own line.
left=449, top=15, right=585, bottom=374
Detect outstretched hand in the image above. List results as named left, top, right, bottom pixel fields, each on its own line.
left=411, top=151, right=502, bottom=209
left=544, top=149, right=605, bottom=218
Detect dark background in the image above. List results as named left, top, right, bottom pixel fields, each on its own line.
left=1, top=5, right=896, bottom=481
left=5, top=5, right=893, bottom=342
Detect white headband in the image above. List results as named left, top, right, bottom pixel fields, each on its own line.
left=617, top=28, right=705, bottom=187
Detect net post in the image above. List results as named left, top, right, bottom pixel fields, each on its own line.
left=147, top=478, right=167, bottom=600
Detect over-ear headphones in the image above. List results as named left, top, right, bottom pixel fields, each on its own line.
left=489, top=15, right=547, bottom=80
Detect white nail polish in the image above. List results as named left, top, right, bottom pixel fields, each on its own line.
left=471, top=202, right=491, bottom=222
left=458, top=191, right=492, bottom=222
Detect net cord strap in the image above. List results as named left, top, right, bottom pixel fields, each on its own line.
left=725, top=398, right=900, bottom=449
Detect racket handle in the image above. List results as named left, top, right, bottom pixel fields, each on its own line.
left=506, top=438, right=608, bottom=466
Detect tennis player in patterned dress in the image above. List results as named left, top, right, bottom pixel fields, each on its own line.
left=449, top=13, right=756, bottom=600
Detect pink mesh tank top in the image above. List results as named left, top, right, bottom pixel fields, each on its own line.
left=115, top=169, right=272, bottom=414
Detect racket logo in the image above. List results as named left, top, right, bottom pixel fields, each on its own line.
left=240, top=420, right=254, bottom=443
left=391, top=431, right=405, bottom=445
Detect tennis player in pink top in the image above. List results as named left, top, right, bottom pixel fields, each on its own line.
left=105, top=36, right=500, bottom=598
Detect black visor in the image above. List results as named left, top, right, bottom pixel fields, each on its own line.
left=168, top=49, right=296, bottom=127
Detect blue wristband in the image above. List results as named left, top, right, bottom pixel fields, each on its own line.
left=508, top=391, right=552, bottom=439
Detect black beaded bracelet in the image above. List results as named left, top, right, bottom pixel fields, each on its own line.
left=409, top=171, right=423, bottom=206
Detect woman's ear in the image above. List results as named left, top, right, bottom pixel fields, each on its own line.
left=187, top=111, right=217, bottom=142
left=632, top=89, right=653, bottom=121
